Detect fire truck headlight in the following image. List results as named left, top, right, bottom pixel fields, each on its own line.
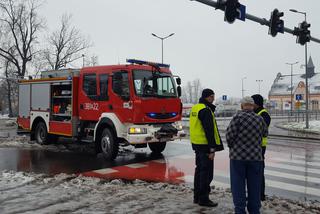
left=128, top=127, right=147, bottom=134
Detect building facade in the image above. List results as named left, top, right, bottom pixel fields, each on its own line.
left=268, top=57, right=320, bottom=111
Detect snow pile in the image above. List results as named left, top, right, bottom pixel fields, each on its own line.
left=4, top=119, right=16, bottom=127
left=281, top=120, right=320, bottom=134
left=0, top=171, right=319, bottom=214
left=0, top=114, right=9, bottom=119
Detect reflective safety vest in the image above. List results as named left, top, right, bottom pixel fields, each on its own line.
left=258, top=108, right=269, bottom=147
left=189, top=103, right=221, bottom=146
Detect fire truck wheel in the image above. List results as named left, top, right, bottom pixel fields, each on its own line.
left=148, top=142, right=166, bottom=154
left=35, top=122, right=49, bottom=145
left=100, top=128, right=119, bottom=161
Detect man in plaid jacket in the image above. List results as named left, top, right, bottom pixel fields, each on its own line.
left=226, top=96, right=268, bottom=214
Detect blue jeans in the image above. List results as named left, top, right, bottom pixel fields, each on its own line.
left=230, top=160, right=263, bottom=214
left=194, top=150, right=214, bottom=202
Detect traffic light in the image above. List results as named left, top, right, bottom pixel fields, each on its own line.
left=294, top=21, right=311, bottom=45
left=224, top=0, right=241, bottom=24
left=268, top=9, right=284, bottom=37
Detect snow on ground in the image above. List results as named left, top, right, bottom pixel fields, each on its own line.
left=1, top=171, right=320, bottom=214
left=0, top=114, right=9, bottom=119
left=281, top=120, right=320, bottom=134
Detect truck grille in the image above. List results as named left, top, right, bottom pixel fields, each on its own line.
left=147, top=112, right=177, bottom=119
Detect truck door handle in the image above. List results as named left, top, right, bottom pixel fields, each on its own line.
left=80, top=104, right=84, bottom=109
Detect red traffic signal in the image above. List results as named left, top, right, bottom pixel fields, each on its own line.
left=224, top=0, right=241, bottom=24
left=294, top=21, right=311, bottom=45
left=269, top=9, right=284, bottom=37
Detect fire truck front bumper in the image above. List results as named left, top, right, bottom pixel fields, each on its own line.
left=126, top=123, right=186, bottom=144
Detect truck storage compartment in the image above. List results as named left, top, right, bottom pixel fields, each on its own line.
left=51, top=82, right=72, bottom=122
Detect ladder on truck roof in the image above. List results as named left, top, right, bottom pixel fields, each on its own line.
left=41, top=68, right=80, bottom=79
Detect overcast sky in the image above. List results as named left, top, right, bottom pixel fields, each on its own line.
left=40, top=0, right=320, bottom=99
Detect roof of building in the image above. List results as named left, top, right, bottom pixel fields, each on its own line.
left=269, top=56, right=320, bottom=96
left=269, top=72, right=320, bottom=96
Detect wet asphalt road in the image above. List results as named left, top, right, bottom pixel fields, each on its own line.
left=1, top=118, right=320, bottom=202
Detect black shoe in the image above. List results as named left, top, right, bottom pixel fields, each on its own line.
left=198, top=199, right=218, bottom=207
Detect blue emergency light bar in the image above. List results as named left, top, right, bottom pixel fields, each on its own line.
left=126, top=59, right=170, bottom=68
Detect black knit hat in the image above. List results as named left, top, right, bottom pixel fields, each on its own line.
left=201, top=88, right=214, bottom=99
left=251, top=94, right=264, bottom=107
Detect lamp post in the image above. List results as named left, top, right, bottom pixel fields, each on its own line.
left=82, top=54, right=85, bottom=67
left=241, top=77, right=247, bottom=98
left=256, top=79, right=263, bottom=94
left=289, top=9, right=309, bottom=128
left=286, top=61, right=299, bottom=116
left=151, top=33, right=175, bottom=63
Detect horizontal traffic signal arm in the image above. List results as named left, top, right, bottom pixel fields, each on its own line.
left=192, top=0, right=320, bottom=44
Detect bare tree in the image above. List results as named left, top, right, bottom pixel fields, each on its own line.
left=84, top=54, right=99, bottom=67
left=192, top=79, right=202, bottom=103
left=181, top=85, right=188, bottom=103
left=0, top=54, right=18, bottom=117
left=0, top=0, right=44, bottom=78
left=43, top=14, right=92, bottom=70
left=181, top=79, right=203, bottom=104
left=186, top=81, right=193, bottom=103
left=4, top=60, right=14, bottom=116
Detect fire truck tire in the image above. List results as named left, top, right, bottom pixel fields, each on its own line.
left=100, top=128, right=119, bottom=161
left=35, top=121, right=49, bottom=145
left=148, top=142, right=166, bottom=154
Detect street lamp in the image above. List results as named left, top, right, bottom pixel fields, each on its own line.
left=82, top=54, right=85, bottom=67
left=256, top=79, right=263, bottom=94
left=290, top=9, right=309, bottom=128
left=151, top=33, right=175, bottom=63
left=241, top=77, right=247, bottom=98
left=286, top=61, right=299, bottom=116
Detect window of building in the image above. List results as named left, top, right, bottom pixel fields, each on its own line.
left=314, top=86, right=320, bottom=90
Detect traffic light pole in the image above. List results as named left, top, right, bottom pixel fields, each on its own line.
left=192, top=0, right=320, bottom=44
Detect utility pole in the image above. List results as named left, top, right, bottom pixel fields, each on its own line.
left=290, top=9, right=309, bottom=128
left=256, top=79, right=263, bottom=94
left=286, top=61, right=299, bottom=116
left=241, top=77, right=246, bottom=98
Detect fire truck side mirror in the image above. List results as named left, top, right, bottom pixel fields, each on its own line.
left=177, top=86, right=182, bottom=97
left=176, top=77, right=181, bottom=85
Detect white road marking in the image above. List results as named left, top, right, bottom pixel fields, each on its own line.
left=272, top=157, right=320, bottom=167
left=265, top=169, right=320, bottom=184
left=93, top=168, right=118, bottom=174
left=266, top=162, right=320, bottom=175
left=125, top=163, right=148, bottom=168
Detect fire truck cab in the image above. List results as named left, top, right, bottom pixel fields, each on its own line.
left=17, top=59, right=185, bottom=160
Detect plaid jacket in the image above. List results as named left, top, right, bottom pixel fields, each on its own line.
left=226, top=110, right=268, bottom=161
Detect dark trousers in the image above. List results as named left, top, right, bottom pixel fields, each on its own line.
left=194, top=150, right=213, bottom=202
left=261, top=147, right=266, bottom=200
left=230, top=160, right=263, bottom=214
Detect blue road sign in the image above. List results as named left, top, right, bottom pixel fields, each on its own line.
left=237, top=4, right=246, bottom=21
left=222, top=95, right=227, bottom=101
left=296, top=94, right=303, bottom=100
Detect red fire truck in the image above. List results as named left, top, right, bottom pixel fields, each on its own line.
left=17, top=59, right=185, bottom=160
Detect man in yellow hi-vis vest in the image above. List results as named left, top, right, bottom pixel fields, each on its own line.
left=252, top=94, right=271, bottom=202
left=190, top=88, right=224, bottom=207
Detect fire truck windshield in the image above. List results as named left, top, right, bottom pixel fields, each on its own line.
left=133, top=70, right=177, bottom=98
